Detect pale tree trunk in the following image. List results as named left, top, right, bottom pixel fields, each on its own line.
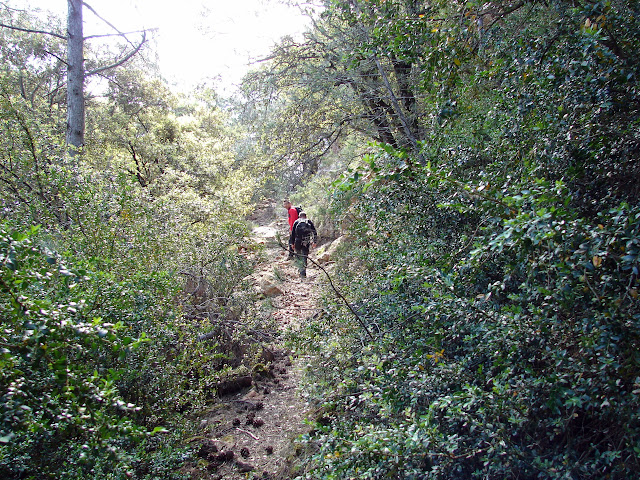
left=66, top=0, right=84, bottom=154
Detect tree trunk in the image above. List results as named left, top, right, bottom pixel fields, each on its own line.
left=391, top=56, right=422, bottom=142
left=66, top=0, right=84, bottom=154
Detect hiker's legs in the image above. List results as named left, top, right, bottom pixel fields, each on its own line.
left=294, top=242, right=309, bottom=277
left=288, top=243, right=295, bottom=259
left=301, top=245, right=309, bottom=276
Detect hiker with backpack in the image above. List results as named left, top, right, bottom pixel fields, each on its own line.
left=283, top=199, right=300, bottom=259
left=289, top=211, right=318, bottom=278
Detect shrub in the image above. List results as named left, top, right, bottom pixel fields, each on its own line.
left=294, top=167, right=640, bottom=479
left=0, top=223, right=164, bottom=478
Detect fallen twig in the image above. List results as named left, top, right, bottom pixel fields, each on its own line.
left=236, top=427, right=259, bottom=440
left=276, top=234, right=375, bottom=341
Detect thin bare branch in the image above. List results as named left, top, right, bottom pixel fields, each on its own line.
left=84, top=29, right=151, bottom=40
left=276, top=235, right=375, bottom=341
left=82, top=1, right=139, bottom=49
left=85, top=31, right=147, bottom=77
left=0, top=22, right=65, bottom=39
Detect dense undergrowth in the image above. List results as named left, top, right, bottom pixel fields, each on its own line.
left=3, top=0, right=640, bottom=478
left=0, top=11, right=267, bottom=474
left=293, top=172, right=640, bottom=478
left=0, top=167, right=263, bottom=479
left=288, top=0, right=640, bottom=478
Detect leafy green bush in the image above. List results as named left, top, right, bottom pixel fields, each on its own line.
left=295, top=169, right=640, bottom=478
left=0, top=223, right=168, bottom=479
left=0, top=8, right=271, bottom=478
left=291, top=0, right=640, bottom=476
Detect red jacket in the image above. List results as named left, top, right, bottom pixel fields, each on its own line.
left=288, top=206, right=299, bottom=231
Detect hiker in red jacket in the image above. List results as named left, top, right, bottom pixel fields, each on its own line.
left=283, top=199, right=298, bottom=259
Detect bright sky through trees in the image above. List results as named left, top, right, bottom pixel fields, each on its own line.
left=7, top=0, right=310, bottom=92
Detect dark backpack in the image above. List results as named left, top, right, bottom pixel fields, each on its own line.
left=295, top=206, right=303, bottom=215
left=296, top=219, right=314, bottom=246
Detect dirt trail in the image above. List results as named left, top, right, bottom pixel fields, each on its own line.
left=185, top=211, right=321, bottom=479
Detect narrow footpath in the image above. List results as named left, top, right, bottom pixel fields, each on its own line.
left=185, top=207, right=322, bottom=480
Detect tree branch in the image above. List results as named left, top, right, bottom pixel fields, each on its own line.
left=0, top=22, right=65, bottom=40
left=85, top=31, right=147, bottom=77
left=82, top=1, right=139, bottom=49
left=372, top=53, right=419, bottom=154
left=483, top=2, right=526, bottom=32
left=84, top=29, right=150, bottom=41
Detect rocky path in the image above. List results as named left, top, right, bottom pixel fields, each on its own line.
left=185, top=213, right=322, bottom=479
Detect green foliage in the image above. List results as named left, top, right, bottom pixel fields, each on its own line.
left=290, top=1, right=640, bottom=478
left=0, top=7, right=265, bottom=478
left=5, top=0, right=640, bottom=478
left=0, top=223, right=168, bottom=478
left=297, top=165, right=640, bottom=478
left=0, top=116, right=256, bottom=478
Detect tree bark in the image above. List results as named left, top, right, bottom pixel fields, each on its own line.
left=391, top=56, right=422, bottom=141
left=66, top=0, right=84, bottom=154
